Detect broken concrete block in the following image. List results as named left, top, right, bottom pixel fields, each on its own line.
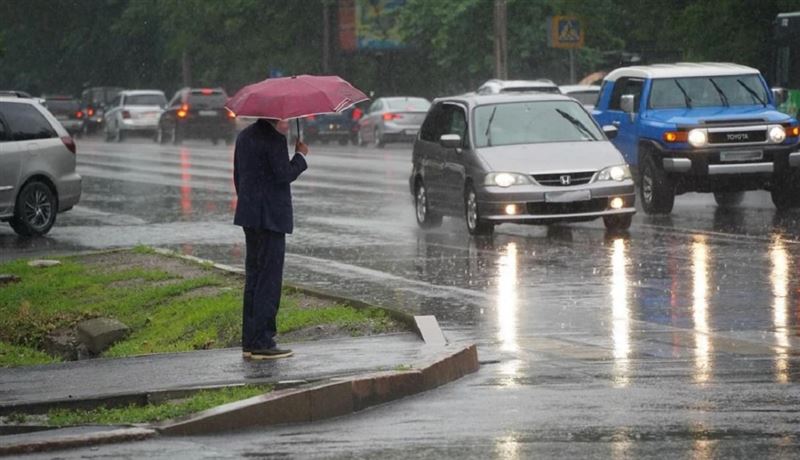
left=77, top=318, right=130, bottom=355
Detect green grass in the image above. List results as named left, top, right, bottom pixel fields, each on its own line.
left=47, top=384, right=273, bottom=426
left=0, top=249, right=401, bottom=367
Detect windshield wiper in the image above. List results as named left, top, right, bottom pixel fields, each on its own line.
left=555, top=108, right=598, bottom=140
left=708, top=78, right=729, bottom=107
left=674, top=79, right=693, bottom=108
left=737, top=79, right=766, bottom=107
left=484, top=106, right=498, bottom=146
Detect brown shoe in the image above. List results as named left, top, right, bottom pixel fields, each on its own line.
left=248, top=347, right=293, bottom=360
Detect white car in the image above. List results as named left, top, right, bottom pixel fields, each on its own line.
left=103, top=90, right=167, bottom=142
left=0, top=96, right=82, bottom=235
left=559, top=84, right=601, bottom=109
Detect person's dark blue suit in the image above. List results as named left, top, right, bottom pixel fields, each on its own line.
left=234, top=119, right=308, bottom=359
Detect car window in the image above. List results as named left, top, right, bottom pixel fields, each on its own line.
left=649, top=75, right=769, bottom=108
left=386, top=98, right=431, bottom=111
left=609, top=78, right=644, bottom=111
left=0, top=102, right=58, bottom=141
left=443, top=104, right=468, bottom=146
left=420, top=103, right=447, bottom=142
left=473, top=100, right=603, bottom=147
left=566, top=91, right=599, bottom=106
left=125, top=94, right=166, bottom=106
left=370, top=100, right=383, bottom=113
left=110, top=95, right=121, bottom=108
left=187, top=91, right=227, bottom=109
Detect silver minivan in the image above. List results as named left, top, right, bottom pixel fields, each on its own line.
left=0, top=96, right=82, bottom=236
left=409, top=93, right=635, bottom=235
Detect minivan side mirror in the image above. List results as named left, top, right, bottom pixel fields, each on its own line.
left=440, top=134, right=462, bottom=149
left=602, top=125, right=618, bottom=139
left=620, top=94, right=635, bottom=114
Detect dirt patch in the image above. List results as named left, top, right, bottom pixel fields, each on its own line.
left=78, top=251, right=215, bottom=280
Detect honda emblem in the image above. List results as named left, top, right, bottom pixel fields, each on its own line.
left=560, top=175, right=571, bottom=185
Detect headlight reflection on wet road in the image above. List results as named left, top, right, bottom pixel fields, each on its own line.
left=770, top=235, right=790, bottom=384
left=692, top=236, right=713, bottom=384
left=611, top=237, right=631, bottom=388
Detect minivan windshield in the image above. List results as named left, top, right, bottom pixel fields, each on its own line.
left=126, top=94, right=167, bottom=106
left=649, top=74, right=769, bottom=108
left=473, top=100, right=603, bottom=147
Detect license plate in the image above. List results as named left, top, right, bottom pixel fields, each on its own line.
left=720, top=150, right=763, bottom=162
left=545, top=190, right=591, bottom=203
left=199, top=110, right=217, bottom=116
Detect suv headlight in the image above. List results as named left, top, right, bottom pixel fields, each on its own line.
left=484, top=172, right=532, bottom=187
left=688, top=129, right=708, bottom=147
left=769, top=125, right=786, bottom=143
left=595, top=165, right=632, bottom=182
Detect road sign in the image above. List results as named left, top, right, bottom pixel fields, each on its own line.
left=548, top=16, right=584, bottom=49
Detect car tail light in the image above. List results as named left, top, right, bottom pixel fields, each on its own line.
left=352, top=108, right=363, bottom=121
left=383, top=113, right=401, bottom=121
left=177, top=104, right=189, bottom=118
left=61, top=136, right=76, bottom=154
left=75, top=111, right=84, bottom=118
left=87, top=107, right=95, bottom=117
left=201, top=88, right=213, bottom=95
left=226, top=109, right=236, bottom=119
left=122, top=110, right=131, bottom=119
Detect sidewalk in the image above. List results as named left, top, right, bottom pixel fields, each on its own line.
left=0, top=331, right=479, bottom=456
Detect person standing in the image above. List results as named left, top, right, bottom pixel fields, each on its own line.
left=233, top=118, right=308, bottom=360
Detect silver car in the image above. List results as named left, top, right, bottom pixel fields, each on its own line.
left=0, top=96, right=82, bottom=236
left=559, top=84, right=601, bottom=109
left=477, top=79, right=562, bottom=95
left=357, top=97, right=430, bottom=147
left=409, top=93, right=635, bottom=235
left=103, top=90, right=166, bottom=142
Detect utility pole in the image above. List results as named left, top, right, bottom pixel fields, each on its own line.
left=493, top=0, right=508, bottom=79
left=322, top=0, right=331, bottom=74
left=181, top=49, right=191, bottom=87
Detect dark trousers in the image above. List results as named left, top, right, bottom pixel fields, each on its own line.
left=242, top=227, right=286, bottom=350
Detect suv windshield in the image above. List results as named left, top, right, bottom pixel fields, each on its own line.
left=386, top=98, right=430, bottom=111
left=187, top=91, right=227, bottom=109
left=649, top=74, right=769, bottom=108
left=126, top=94, right=166, bottom=106
left=474, top=100, right=603, bottom=147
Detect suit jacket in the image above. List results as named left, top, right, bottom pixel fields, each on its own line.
left=233, top=119, right=308, bottom=233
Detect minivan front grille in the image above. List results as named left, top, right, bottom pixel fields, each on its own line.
left=532, top=171, right=595, bottom=186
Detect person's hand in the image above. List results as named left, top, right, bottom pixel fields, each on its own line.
left=295, top=141, right=309, bottom=156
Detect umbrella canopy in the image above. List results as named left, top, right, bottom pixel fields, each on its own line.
left=225, top=74, right=368, bottom=120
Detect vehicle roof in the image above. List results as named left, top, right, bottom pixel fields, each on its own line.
left=559, top=84, right=601, bottom=93
left=481, top=79, right=558, bottom=88
left=435, top=92, right=574, bottom=108
left=0, top=96, right=38, bottom=103
left=604, top=62, right=760, bottom=81
left=378, top=96, right=429, bottom=101
left=120, top=89, right=165, bottom=96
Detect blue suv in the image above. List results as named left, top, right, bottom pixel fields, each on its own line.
left=593, top=63, right=800, bottom=213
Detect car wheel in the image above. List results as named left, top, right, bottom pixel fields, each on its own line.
left=415, top=180, right=442, bottom=229
left=603, top=214, right=633, bottom=232
left=374, top=128, right=385, bottom=148
left=172, top=125, right=183, bottom=145
left=464, top=185, right=493, bottom=236
left=639, top=155, right=674, bottom=214
left=9, top=181, right=57, bottom=237
left=771, top=170, right=800, bottom=210
left=713, top=191, right=745, bottom=208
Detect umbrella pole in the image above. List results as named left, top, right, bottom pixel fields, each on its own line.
left=296, top=118, right=301, bottom=143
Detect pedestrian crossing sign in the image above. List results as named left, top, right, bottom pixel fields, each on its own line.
left=548, top=16, right=584, bottom=49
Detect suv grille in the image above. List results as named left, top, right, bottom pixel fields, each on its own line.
left=532, top=171, right=595, bottom=186
left=527, top=198, right=607, bottom=215
left=707, top=129, right=767, bottom=144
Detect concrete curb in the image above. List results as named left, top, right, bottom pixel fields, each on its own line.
left=0, top=427, right=156, bottom=456
left=158, top=344, right=479, bottom=436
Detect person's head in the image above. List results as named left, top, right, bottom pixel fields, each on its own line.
left=263, top=118, right=289, bottom=135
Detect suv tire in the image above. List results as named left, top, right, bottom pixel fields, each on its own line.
left=639, top=155, right=675, bottom=214
left=713, top=191, right=745, bottom=208
left=414, top=180, right=442, bottom=229
left=771, top=171, right=800, bottom=210
left=464, top=185, right=493, bottom=236
left=10, top=181, right=57, bottom=236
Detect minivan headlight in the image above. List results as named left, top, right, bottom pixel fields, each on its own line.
left=484, top=172, right=532, bottom=187
left=595, top=165, right=631, bottom=182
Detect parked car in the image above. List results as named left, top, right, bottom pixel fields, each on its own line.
left=0, top=90, right=33, bottom=98
left=559, top=84, right=601, bottom=109
left=155, top=87, right=235, bottom=145
left=592, top=62, right=800, bottom=213
left=357, top=97, right=431, bottom=147
left=80, top=86, right=123, bottom=135
left=0, top=96, right=81, bottom=236
left=103, top=90, right=166, bottom=142
left=302, top=106, right=361, bottom=145
left=409, top=93, right=635, bottom=235
left=41, top=95, right=83, bottom=136
left=477, top=79, right=562, bottom=95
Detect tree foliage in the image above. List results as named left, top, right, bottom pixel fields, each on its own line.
left=1, top=0, right=800, bottom=98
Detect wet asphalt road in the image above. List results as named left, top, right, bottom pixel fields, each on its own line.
left=5, top=133, right=800, bottom=458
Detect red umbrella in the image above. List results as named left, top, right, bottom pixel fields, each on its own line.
left=225, top=75, right=369, bottom=140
